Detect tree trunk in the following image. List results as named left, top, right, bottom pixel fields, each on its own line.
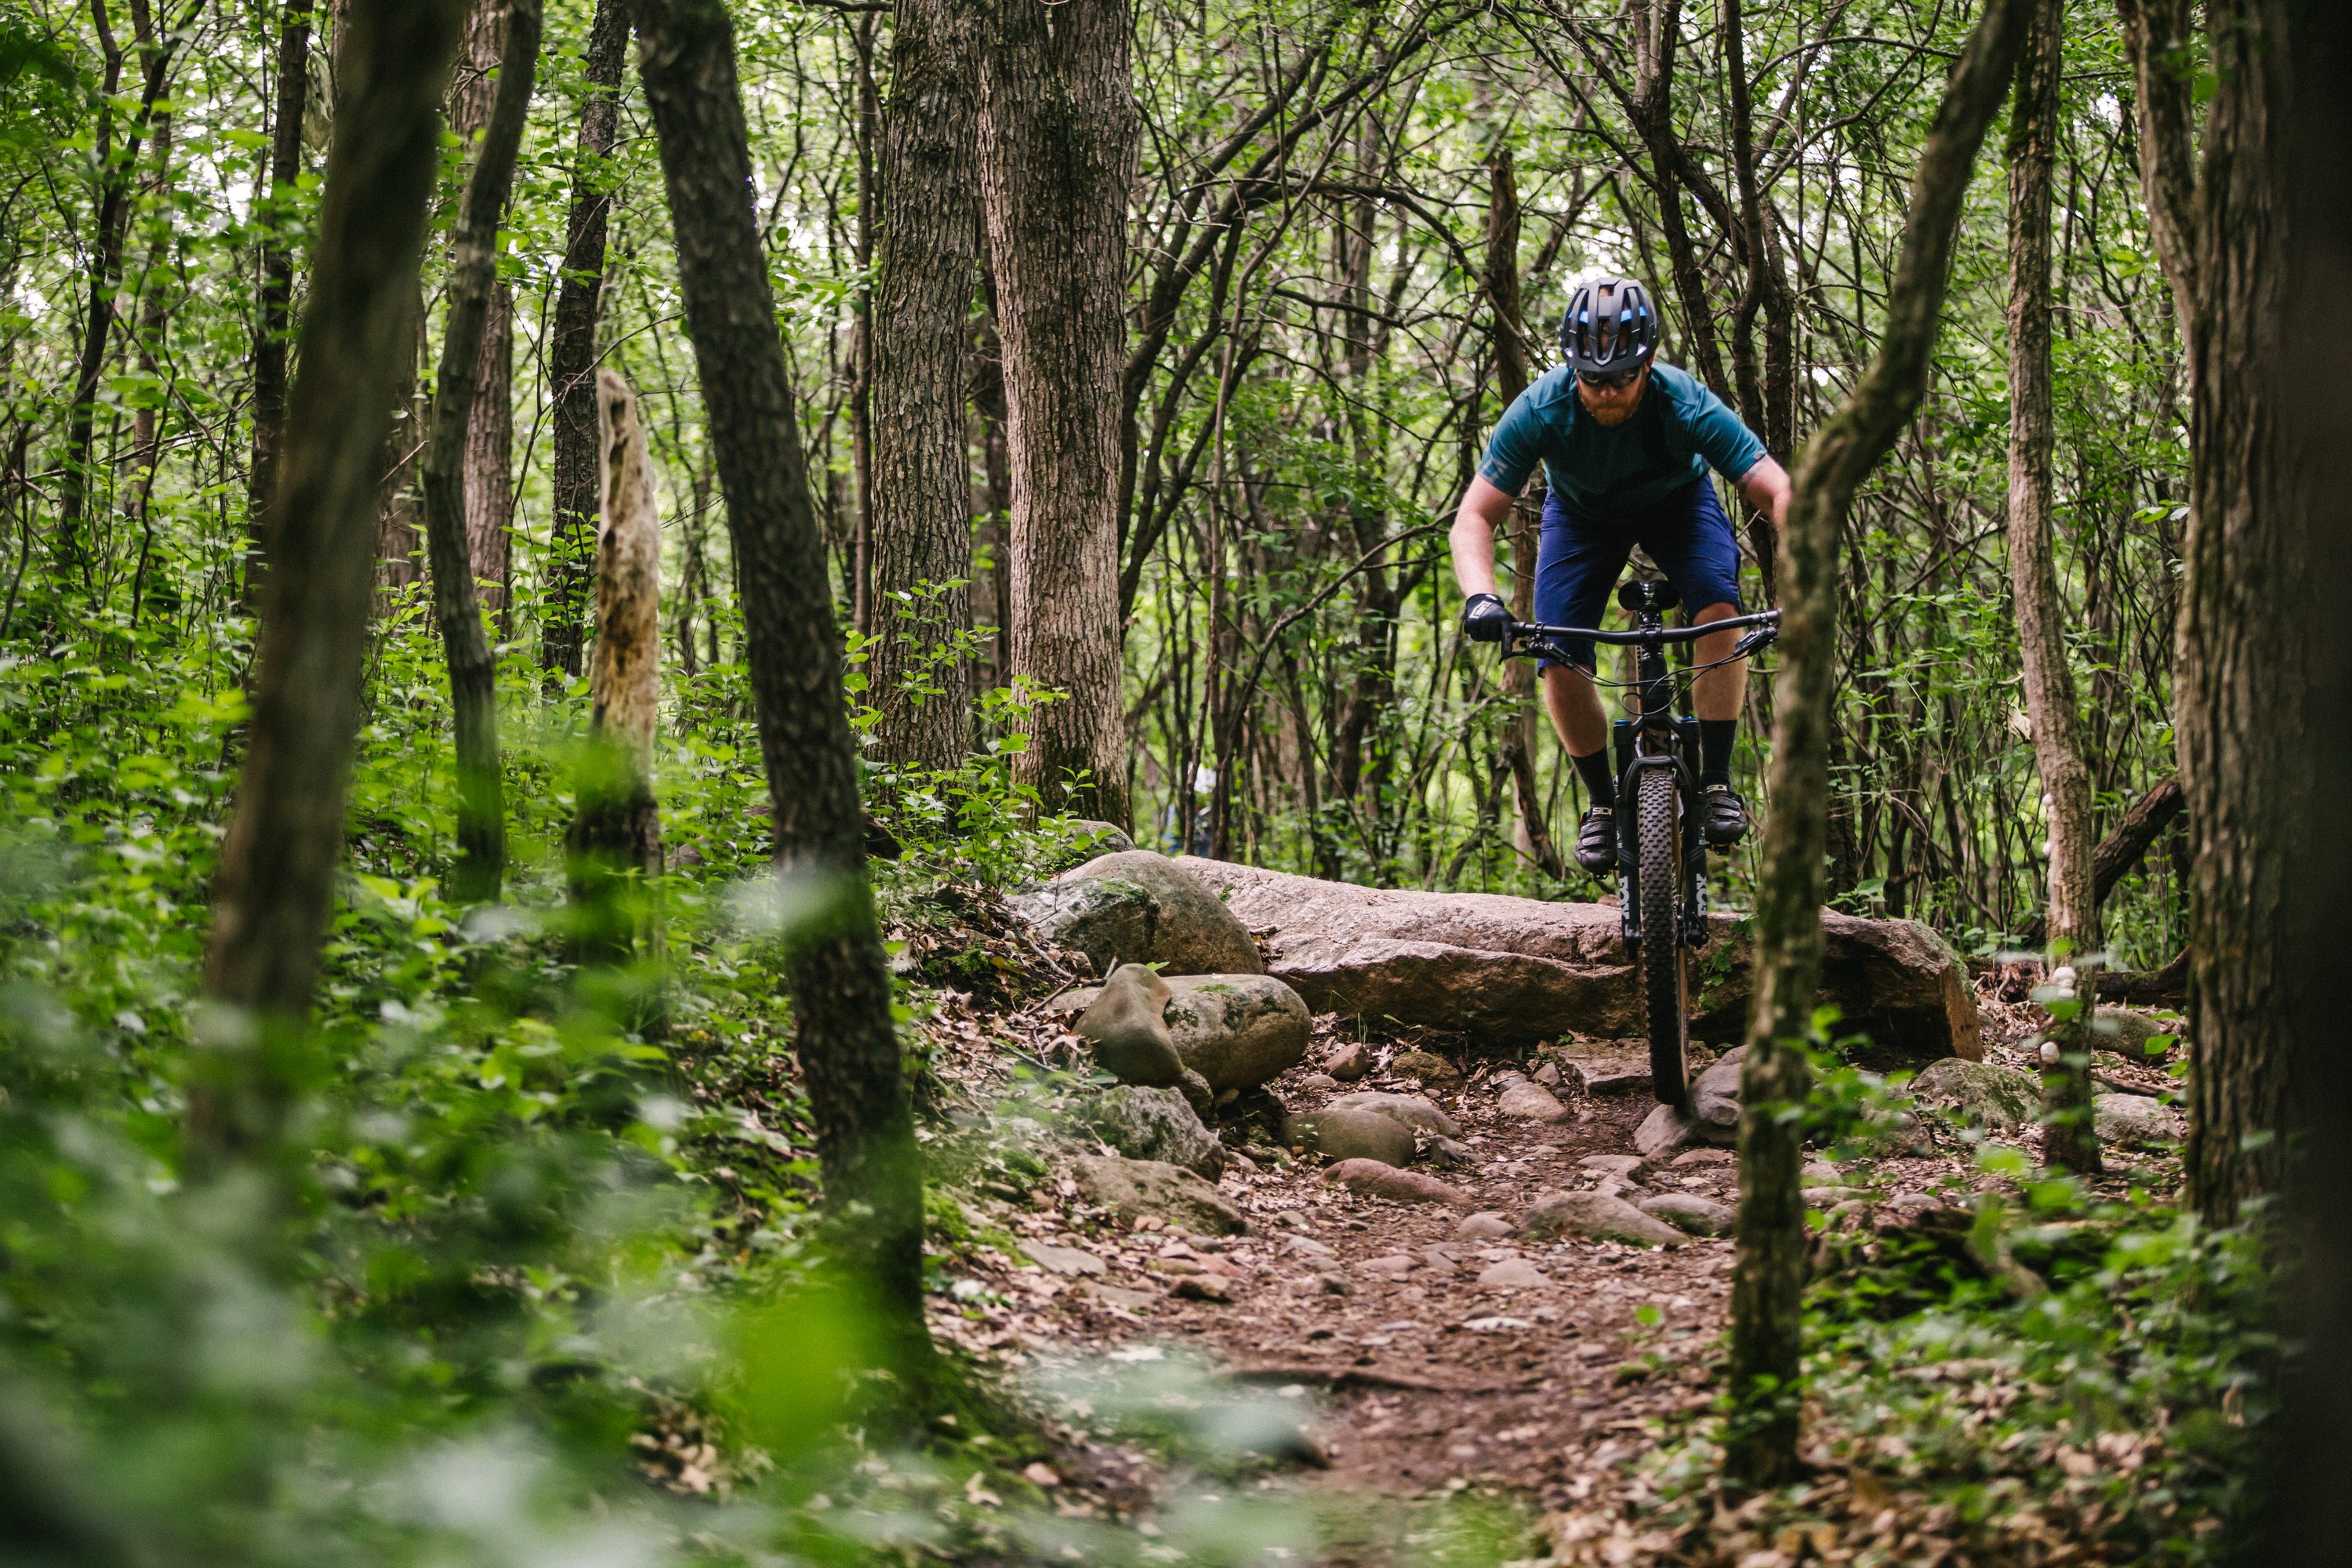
left=567, top=369, right=663, bottom=964
left=448, top=0, right=517, bottom=631
left=420, top=0, right=539, bottom=905
left=539, top=0, right=627, bottom=681
left=2175, top=0, right=2313, bottom=1223
left=195, top=0, right=468, bottom=1161
left=1484, top=144, right=1565, bottom=880
left=1726, top=0, right=2033, bottom=1487
left=2005, top=0, right=2100, bottom=1174
left=977, top=0, right=1137, bottom=828
left=2020, top=774, right=2184, bottom=944
left=245, top=1, right=314, bottom=615
left=628, top=0, right=928, bottom=1363
left=2114, top=0, right=2200, bottom=336
left=867, top=0, right=982, bottom=774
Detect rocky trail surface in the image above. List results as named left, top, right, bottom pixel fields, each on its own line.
left=887, top=860, right=2187, bottom=1563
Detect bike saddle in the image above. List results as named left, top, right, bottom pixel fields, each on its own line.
left=1617, top=578, right=1681, bottom=613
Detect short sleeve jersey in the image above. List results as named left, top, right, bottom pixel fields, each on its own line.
left=1477, top=362, right=1768, bottom=512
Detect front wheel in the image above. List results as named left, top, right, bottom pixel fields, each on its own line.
left=1635, top=765, right=1691, bottom=1105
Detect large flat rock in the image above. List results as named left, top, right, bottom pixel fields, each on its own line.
left=1167, top=858, right=1981, bottom=1062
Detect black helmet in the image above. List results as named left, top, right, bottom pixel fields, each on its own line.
left=1559, top=277, right=1659, bottom=375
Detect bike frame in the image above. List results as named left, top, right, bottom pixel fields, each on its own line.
left=1502, top=581, right=1780, bottom=949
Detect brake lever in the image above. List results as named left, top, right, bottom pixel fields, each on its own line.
left=1730, top=626, right=1778, bottom=660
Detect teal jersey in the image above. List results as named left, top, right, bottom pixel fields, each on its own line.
left=1477, top=362, right=1768, bottom=511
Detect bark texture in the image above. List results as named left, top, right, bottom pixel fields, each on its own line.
left=245, top=1, right=313, bottom=615
left=978, top=0, right=1137, bottom=827
left=2005, top=0, right=2099, bottom=1174
left=421, top=0, right=539, bottom=905
left=567, top=369, right=663, bottom=957
left=628, top=0, right=927, bottom=1356
left=1726, top=0, right=2034, bottom=1486
left=540, top=0, right=629, bottom=680
left=448, top=0, right=517, bottom=623
left=2176, top=0, right=2307, bottom=1222
left=866, top=0, right=983, bottom=774
left=2114, top=0, right=2200, bottom=332
left=198, top=0, right=467, bottom=1156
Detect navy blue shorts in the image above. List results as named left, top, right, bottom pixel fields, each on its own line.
left=1533, top=477, right=1746, bottom=673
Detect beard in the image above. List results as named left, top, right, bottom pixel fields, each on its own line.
left=1588, top=398, right=1638, bottom=427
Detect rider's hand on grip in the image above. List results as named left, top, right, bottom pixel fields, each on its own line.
left=1461, top=592, right=1509, bottom=644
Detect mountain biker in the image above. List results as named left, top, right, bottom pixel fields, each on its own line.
left=1450, top=276, right=1791, bottom=877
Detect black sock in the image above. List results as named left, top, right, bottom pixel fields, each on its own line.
left=1571, top=749, right=1617, bottom=810
left=1699, top=719, right=1737, bottom=787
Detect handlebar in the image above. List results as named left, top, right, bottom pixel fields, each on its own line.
left=1503, top=608, right=1780, bottom=656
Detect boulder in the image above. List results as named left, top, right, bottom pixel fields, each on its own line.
left=1635, top=1097, right=1739, bottom=1157
left=1013, top=850, right=1265, bottom=977
left=2090, top=1007, right=2170, bottom=1060
left=1911, top=1058, right=2042, bottom=1133
left=2095, top=1093, right=2182, bottom=1148
left=1689, top=1048, right=1744, bottom=1129
left=1497, top=1082, right=1571, bottom=1123
left=1073, top=1154, right=1247, bottom=1235
left=1284, top=1107, right=1417, bottom=1167
left=1168, top=858, right=1982, bottom=1061
left=1328, top=1091, right=1461, bottom=1138
left=1073, top=964, right=1214, bottom=1110
left=1555, top=1049, right=1653, bottom=1096
left=1161, top=974, right=1310, bottom=1090
left=1323, top=1160, right=1473, bottom=1208
left=1521, top=1190, right=1686, bottom=1247
left=1638, top=1193, right=1733, bottom=1236
left=1457, top=1211, right=1515, bottom=1240
left=1069, top=1085, right=1228, bottom=1178
left=1058, top=972, right=1308, bottom=1092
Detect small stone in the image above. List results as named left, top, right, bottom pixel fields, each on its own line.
left=1171, top=1275, right=1237, bottom=1302
left=2091, top=1007, right=2169, bottom=1060
left=2095, top=1092, right=2182, bottom=1147
left=1476, top=1258, right=1550, bottom=1290
left=1595, top=1176, right=1652, bottom=1200
left=1533, top=1062, right=1563, bottom=1087
left=1420, top=1243, right=1465, bottom=1272
left=1520, top=1189, right=1686, bottom=1247
left=1456, top=1211, right=1515, bottom=1240
left=1325, top=1043, right=1374, bottom=1082
left=1022, top=1242, right=1108, bottom=1276
left=1283, top=1108, right=1416, bottom=1168
left=1671, top=1149, right=1733, bottom=1167
left=1579, top=1154, right=1649, bottom=1179
left=1022, top=1462, right=1062, bottom=1488
left=1298, top=1073, right=1340, bottom=1090
left=1329, top=1091, right=1462, bottom=1138
left=1429, top=1136, right=1478, bottom=1167
left=1560, top=1052, right=1653, bottom=1097
left=1390, top=1050, right=1463, bottom=1089
left=1323, top=1158, right=1473, bottom=1209
left=1798, top=1162, right=1843, bottom=1189
left=1283, top=1234, right=1335, bottom=1258
left=1911, top=1057, right=2042, bottom=1132
left=1361, top=1253, right=1421, bottom=1278
left=1497, top=1082, right=1571, bottom=1123
left=1688, top=1047, right=1745, bottom=1128
left=1635, top=1101, right=1700, bottom=1156
left=1318, top=1272, right=1353, bottom=1296
left=1803, top=1186, right=1870, bottom=1206
left=1074, top=1153, right=1248, bottom=1235
left=1637, top=1193, right=1734, bottom=1236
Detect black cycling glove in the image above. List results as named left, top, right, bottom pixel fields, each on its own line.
left=1461, top=592, right=1510, bottom=644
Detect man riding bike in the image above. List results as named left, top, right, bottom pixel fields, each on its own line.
left=1450, top=277, right=1791, bottom=876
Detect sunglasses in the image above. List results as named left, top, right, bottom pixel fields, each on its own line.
left=1577, top=364, right=1646, bottom=392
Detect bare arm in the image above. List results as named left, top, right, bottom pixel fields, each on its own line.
left=1449, top=472, right=1520, bottom=599
left=1737, top=455, right=1791, bottom=540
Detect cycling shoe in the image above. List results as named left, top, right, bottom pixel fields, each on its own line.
left=1701, top=783, right=1749, bottom=846
left=1573, top=805, right=1618, bottom=874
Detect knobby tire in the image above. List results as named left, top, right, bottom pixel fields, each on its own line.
left=1637, top=765, right=1690, bottom=1105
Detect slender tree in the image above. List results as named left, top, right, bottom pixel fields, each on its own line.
left=196, top=0, right=469, bottom=1159
left=866, top=0, right=984, bottom=775
left=627, top=0, right=929, bottom=1363
left=2005, top=0, right=2100, bottom=1174
left=1726, top=0, right=2035, bottom=1486
left=541, top=0, right=629, bottom=681
left=420, top=0, right=539, bottom=905
left=978, top=0, right=1138, bottom=828
left=447, top=0, right=521, bottom=626
left=245, top=1, right=314, bottom=615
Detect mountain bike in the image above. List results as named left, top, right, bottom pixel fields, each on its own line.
left=1501, top=580, right=1780, bottom=1106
